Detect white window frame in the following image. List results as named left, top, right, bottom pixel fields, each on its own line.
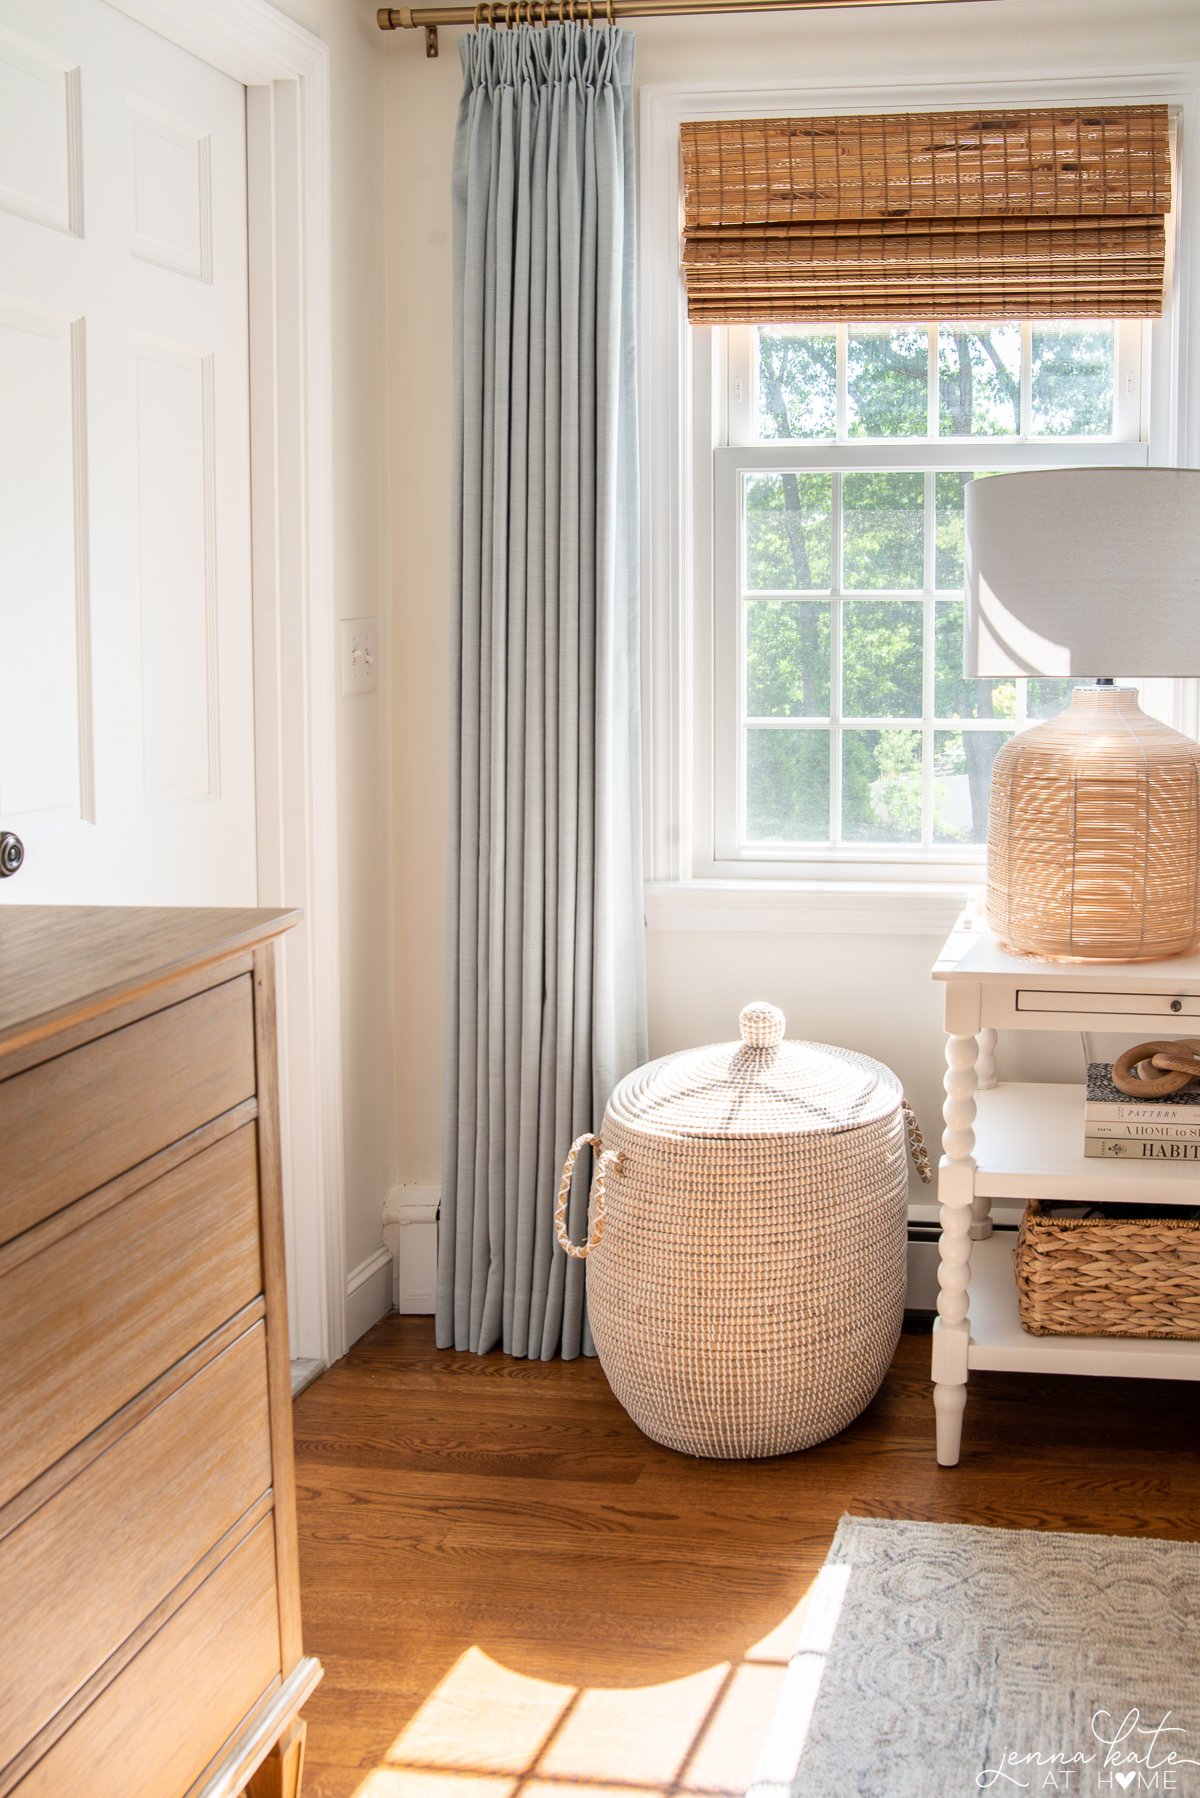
left=713, top=321, right=1149, bottom=882
left=638, top=69, right=1200, bottom=933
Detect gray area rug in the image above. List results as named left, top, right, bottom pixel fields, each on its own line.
left=748, top=1515, right=1200, bottom=1798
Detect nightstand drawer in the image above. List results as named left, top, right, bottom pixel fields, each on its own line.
left=1016, top=988, right=1200, bottom=1019
left=0, top=1325, right=271, bottom=1763
left=0, top=1125, right=263, bottom=1507
left=0, top=975, right=257, bottom=1246
left=10, top=1515, right=282, bottom=1798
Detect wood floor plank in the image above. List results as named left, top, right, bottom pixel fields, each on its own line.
left=294, top=1316, right=1200, bottom=1798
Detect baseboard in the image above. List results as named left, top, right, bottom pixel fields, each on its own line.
left=383, top=1185, right=438, bottom=1315
left=345, top=1244, right=394, bottom=1346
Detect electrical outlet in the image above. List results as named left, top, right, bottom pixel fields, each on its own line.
left=340, top=617, right=378, bottom=695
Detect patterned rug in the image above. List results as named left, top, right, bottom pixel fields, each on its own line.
left=748, top=1515, right=1200, bottom=1798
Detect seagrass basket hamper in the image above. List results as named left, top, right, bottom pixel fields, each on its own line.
left=554, top=1002, right=930, bottom=1459
left=1014, top=1200, right=1200, bottom=1339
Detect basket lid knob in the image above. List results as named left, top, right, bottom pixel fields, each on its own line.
left=739, top=1001, right=786, bottom=1049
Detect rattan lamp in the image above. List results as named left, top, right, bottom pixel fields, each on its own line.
left=964, top=468, right=1200, bottom=962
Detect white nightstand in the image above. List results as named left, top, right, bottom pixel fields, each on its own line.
left=931, top=910, right=1200, bottom=1466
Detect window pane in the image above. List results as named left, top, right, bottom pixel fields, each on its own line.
left=1027, top=677, right=1095, bottom=719
left=842, top=729, right=922, bottom=843
left=842, top=471, right=924, bottom=590
left=847, top=326, right=928, bottom=437
left=1030, top=323, right=1114, bottom=436
left=744, top=473, right=833, bottom=591
left=746, top=730, right=830, bottom=842
left=938, top=324, right=1021, bottom=436
left=933, top=729, right=1012, bottom=844
left=756, top=329, right=836, bottom=440
left=746, top=601, right=831, bottom=717
left=843, top=599, right=923, bottom=717
left=934, top=600, right=1016, bottom=721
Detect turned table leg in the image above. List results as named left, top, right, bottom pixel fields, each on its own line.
left=971, top=1028, right=997, bottom=1240
left=933, top=1029, right=978, bottom=1466
left=247, top=1720, right=307, bottom=1798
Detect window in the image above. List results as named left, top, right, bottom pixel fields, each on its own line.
left=706, top=317, right=1151, bottom=880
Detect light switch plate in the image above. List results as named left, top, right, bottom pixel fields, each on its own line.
left=340, top=617, right=378, bottom=695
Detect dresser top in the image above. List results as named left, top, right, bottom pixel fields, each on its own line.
left=0, top=906, right=299, bottom=1056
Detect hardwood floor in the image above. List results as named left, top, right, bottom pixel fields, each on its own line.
left=292, top=1316, right=1200, bottom=1798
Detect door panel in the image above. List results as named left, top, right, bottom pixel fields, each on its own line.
left=0, top=302, right=87, bottom=824
left=0, top=0, right=255, bottom=905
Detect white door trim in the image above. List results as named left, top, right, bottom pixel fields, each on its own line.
left=103, top=0, right=347, bottom=1364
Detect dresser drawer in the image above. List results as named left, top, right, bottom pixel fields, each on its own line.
left=0, top=1125, right=263, bottom=1507
left=0, top=975, right=256, bottom=1246
left=11, top=1515, right=282, bottom=1798
left=0, top=1324, right=271, bottom=1764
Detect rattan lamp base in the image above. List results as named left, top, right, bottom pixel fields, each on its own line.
left=987, top=685, right=1200, bottom=963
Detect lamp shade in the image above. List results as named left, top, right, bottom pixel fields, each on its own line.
left=964, top=468, right=1200, bottom=678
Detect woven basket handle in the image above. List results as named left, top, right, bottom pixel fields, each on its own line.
left=903, top=1100, right=933, bottom=1185
left=555, top=1133, right=622, bottom=1259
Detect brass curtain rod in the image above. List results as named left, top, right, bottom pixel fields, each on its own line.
left=378, top=0, right=1003, bottom=59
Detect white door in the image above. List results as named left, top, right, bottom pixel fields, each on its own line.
left=0, top=0, right=256, bottom=904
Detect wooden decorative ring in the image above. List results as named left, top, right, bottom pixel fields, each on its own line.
left=1111, top=1038, right=1200, bottom=1098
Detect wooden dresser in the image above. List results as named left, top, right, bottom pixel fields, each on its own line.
left=0, top=907, right=321, bottom=1798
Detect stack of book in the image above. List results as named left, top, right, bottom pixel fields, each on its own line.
left=1085, top=1061, right=1200, bottom=1160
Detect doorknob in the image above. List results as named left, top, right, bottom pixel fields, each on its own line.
left=0, top=832, right=24, bottom=877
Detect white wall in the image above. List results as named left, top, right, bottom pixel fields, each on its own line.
left=269, top=0, right=397, bottom=1306
left=380, top=1, right=1200, bottom=1201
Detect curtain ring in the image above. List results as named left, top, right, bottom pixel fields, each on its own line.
left=474, top=0, right=485, bottom=24
left=586, top=0, right=594, bottom=25
left=605, top=0, right=614, bottom=24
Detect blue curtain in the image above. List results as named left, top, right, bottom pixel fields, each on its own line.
left=438, top=25, right=646, bottom=1359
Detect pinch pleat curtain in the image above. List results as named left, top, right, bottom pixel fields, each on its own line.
left=438, top=24, right=646, bottom=1361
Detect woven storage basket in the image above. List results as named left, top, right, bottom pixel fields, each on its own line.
left=1014, top=1200, right=1200, bottom=1339
left=554, top=1002, right=930, bottom=1459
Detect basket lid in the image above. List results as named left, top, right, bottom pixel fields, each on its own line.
left=607, top=1002, right=904, bottom=1140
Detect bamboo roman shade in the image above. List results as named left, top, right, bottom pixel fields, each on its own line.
left=680, top=105, right=1170, bottom=323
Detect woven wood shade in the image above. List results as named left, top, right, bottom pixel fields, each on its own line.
left=680, top=106, right=1170, bottom=322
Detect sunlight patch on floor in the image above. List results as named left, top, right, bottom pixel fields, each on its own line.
left=535, top=1661, right=729, bottom=1787
left=353, top=1773, right=519, bottom=1797
left=349, top=1565, right=839, bottom=1798
left=382, top=1646, right=575, bottom=1776
left=742, top=1564, right=851, bottom=1798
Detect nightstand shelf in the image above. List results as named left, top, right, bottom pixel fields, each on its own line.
left=973, top=1081, right=1200, bottom=1203
left=963, top=1232, right=1200, bottom=1380
left=931, top=914, right=1200, bottom=1466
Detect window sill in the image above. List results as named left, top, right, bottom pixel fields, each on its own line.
left=644, top=879, right=978, bottom=936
